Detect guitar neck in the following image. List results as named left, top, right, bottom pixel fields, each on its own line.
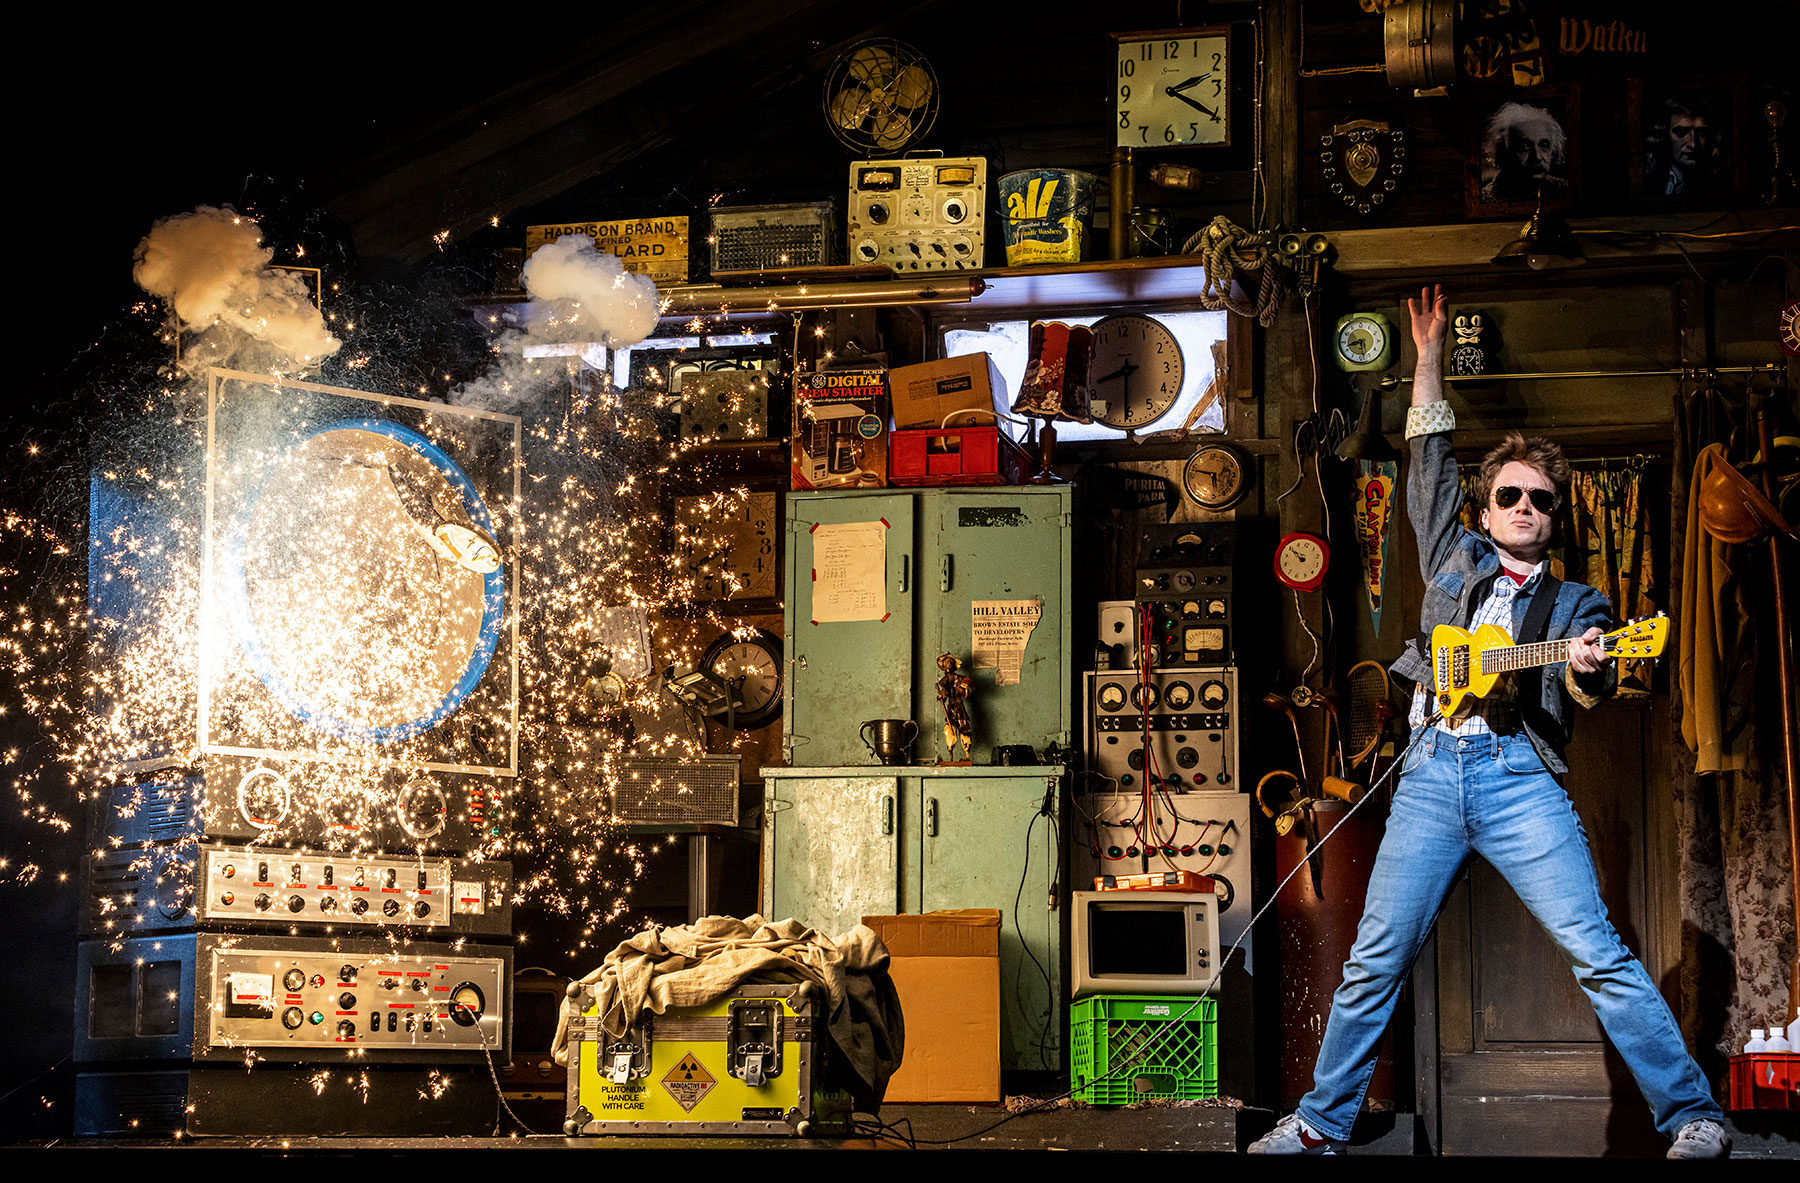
left=1478, top=636, right=1590, bottom=675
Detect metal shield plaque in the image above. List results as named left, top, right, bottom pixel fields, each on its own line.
left=1320, top=120, right=1407, bottom=217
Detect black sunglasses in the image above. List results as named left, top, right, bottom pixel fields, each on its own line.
left=1493, top=485, right=1559, bottom=514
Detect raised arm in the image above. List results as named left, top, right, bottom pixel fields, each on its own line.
left=1403, top=284, right=1468, bottom=580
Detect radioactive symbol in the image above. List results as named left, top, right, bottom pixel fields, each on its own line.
left=661, top=1051, right=716, bottom=1111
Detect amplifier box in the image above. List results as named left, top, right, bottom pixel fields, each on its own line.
left=847, top=155, right=986, bottom=272
left=75, top=1065, right=501, bottom=1137
left=75, top=933, right=512, bottom=1065
left=1086, top=667, right=1238, bottom=792
left=564, top=982, right=851, bottom=1136
left=1098, top=597, right=1232, bottom=669
left=79, top=843, right=511, bottom=937
left=710, top=202, right=838, bottom=274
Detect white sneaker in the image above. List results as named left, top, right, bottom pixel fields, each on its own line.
left=1247, top=1112, right=1338, bottom=1155
left=1666, top=1118, right=1731, bottom=1159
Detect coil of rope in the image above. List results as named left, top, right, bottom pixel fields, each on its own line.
left=1181, top=215, right=1291, bottom=328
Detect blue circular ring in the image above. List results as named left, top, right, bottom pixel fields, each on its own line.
left=221, top=416, right=506, bottom=742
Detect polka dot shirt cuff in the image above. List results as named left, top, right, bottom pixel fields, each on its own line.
left=1405, top=402, right=1456, bottom=439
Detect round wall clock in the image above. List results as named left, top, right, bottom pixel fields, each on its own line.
left=699, top=628, right=783, bottom=731
left=1182, top=440, right=1250, bottom=510
left=1091, top=313, right=1186, bottom=429
left=1274, top=532, right=1330, bottom=592
left=1781, top=299, right=1800, bottom=356
left=1334, top=311, right=1397, bottom=372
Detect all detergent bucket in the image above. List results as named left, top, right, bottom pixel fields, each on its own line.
left=1000, top=168, right=1098, bottom=266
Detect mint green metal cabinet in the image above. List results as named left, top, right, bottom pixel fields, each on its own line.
left=782, top=487, right=1072, bottom=767
left=761, top=765, right=1064, bottom=1072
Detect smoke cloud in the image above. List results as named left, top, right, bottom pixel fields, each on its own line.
left=133, top=205, right=340, bottom=369
left=518, top=234, right=660, bottom=348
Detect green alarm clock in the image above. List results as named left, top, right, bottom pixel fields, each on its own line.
left=1333, top=311, right=1397, bottom=372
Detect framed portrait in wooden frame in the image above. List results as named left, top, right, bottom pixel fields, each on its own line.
left=1629, top=75, right=1750, bottom=209
left=1465, top=86, right=1581, bottom=218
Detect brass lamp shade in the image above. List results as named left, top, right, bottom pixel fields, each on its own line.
left=1492, top=194, right=1585, bottom=270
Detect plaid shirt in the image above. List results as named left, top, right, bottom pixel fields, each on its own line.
left=1409, top=561, right=1546, bottom=734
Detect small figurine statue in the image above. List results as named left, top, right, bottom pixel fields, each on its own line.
left=1448, top=310, right=1495, bottom=377
left=935, top=652, right=973, bottom=763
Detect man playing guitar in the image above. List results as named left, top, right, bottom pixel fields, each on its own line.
left=1249, top=285, right=1728, bottom=1159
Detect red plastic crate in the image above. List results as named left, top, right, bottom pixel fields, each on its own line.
left=889, top=426, right=1029, bottom=487
left=1728, top=1051, right=1799, bottom=1110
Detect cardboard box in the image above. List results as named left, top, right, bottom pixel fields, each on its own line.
left=889, top=353, right=1008, bottom=431
left=863, top=910, right=1001, bottom=1103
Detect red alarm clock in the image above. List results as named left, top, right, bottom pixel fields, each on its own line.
left=1275, top=532, right=1330, bottom=592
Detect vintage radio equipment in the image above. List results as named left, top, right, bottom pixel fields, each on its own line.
left=1071, top=889, right=1222, bottom=1000
left=1087, top=667, right=1238, bottom=791
left=79, top=843, right=511, bottom=937
left=74, top=932, right=511, bottom=1065
left=1075, top=788, right=1252, bottom=956
left=709, top=202, right=838, bottom=274
left=1098, top=597, right=1232, bottom=669
left=564, top=981, right=851, bottom=1136
left=847, top=155, right=986, bottom=272
left=1129, top=521, right=1237, bottom=665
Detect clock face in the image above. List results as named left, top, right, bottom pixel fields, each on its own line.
left=1115, top=28, right=1230, bottom=148
left=1782, top=299, right=1800, bottom=357
left=1091, top=314, right=1186, bottom=429
left=1182, top=442, right=1249, bottom=510
left=701, top=629, right=783, bottom=731
left=1335, top=313, right=1395, bottom=371
left=1275, top=532, right=1330, bottom=592
left=674, top=491, right=779, bottom=601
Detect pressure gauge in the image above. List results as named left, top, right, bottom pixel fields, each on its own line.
left=1098, top=681, right=1128, bottom=711
left=1130, top=682, right=1160, bottom=711
left=1334, top=311, right=1397, bottom=372
left=1199, top=678, right=1229, bottom=709
left=1181, top=440, right=1250, bottom=510
left=1274, top=532, right=1330, bottom=592
left=1165, top=680, right=1195, bottom=710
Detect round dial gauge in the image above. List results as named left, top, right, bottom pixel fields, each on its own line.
left=1782, top=299, right=1800, bottom=356
left=700, top=628, right=784, bottom=731
left=395, top=778, right=448, bottom=840
left=1164, top=680, right=1195, bottom=710
left=1091, top=314, right=1186, bottom=429
left=1097, top=681, right=1128, bottom=711
left=1199, top=679, right=1229, bottom=710
left=1274, top=532, right=1330, bottom=592
left=1130, top=682, right=1160, bottom=711
left=1181, top=441, right=1250, bottom=511
left=448, top=981, right=487, bottom=1027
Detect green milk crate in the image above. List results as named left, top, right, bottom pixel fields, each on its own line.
left=1069, top=994, right=1218, bottom=1105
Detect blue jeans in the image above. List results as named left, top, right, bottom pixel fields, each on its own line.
left=1296, top=729, right=1721, bottom=1141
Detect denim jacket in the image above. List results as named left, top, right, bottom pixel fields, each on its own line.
left=1389, top=426, right=1618, bottom=776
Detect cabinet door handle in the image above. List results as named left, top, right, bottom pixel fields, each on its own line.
left=898, top=554, right=909, bottom=593
left=925, top=797, right=938, bottom=837
left=880, top=795, right=893, bottom=835
left=940, top=553, right=953, bottom=592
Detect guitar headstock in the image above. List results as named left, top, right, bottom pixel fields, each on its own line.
left=1604, top=613, right=1670, bottom=660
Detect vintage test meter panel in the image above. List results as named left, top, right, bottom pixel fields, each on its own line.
left=847, top=155, right=986, bottom=271
left=564, top=982, right=851, bottom=1136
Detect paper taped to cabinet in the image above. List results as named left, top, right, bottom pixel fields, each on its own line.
left=971, top=599, right=1042, bottom=685
left=811, top=520, right=887, bottom=623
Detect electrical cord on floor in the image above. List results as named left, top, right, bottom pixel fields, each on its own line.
left=454, top=1000, right=539, bottom=1136
left=896, top=719, right=1434, bottom=1148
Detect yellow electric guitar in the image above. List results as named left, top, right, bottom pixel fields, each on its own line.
left=1430, top=614, right=1669, bottom=717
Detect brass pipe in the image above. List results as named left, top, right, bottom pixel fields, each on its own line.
left=657, top=276, right=986, bottom=317
left=1379, top=363, right=1782, bottom=389
left=1110, top=147, right=1135, bottom=261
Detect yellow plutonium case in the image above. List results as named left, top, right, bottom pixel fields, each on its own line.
left=562, top=983, right=851, bottom=1136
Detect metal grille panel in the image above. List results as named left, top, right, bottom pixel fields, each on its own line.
left=611, top=755, right=740, bottom=825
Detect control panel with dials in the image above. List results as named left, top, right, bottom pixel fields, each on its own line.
left=74, top=933, right=512, bottom=1064
left=195, top=845, right=511, bottom=935
left=1086, top=667, right=1238, bottom=792
left=847, top=156, right=986, bottom=271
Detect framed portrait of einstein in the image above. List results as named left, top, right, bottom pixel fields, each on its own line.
left=1629, top=76, right=1749, bottom=210
left=1465, top=86, right=1581, bottom=218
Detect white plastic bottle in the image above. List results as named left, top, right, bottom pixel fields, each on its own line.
left=1743, top=1028, right=1767, bottom=1053
left=1768, top=1024, right=1793, bottom=1052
